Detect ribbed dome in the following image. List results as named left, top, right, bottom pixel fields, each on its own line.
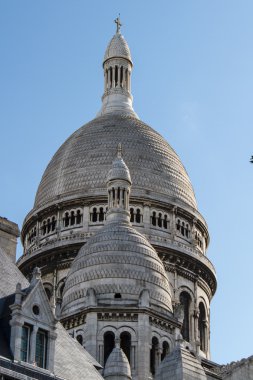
left=34, top=114, right=197, bottom=210
left=61, top=219, right=173, bottom=316
left=104, top=32, right=132, bottom=63
left=107, top=147, right=131, bottom=183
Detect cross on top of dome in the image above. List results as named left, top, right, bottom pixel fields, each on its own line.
left=114, top=15, right=122, bottom=34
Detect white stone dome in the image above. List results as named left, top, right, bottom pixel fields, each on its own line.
left=33, top=114, right=197, bottom=210
left=104, top=32, right=132, bottom=64
left=61, top=219, right=173, bottom=316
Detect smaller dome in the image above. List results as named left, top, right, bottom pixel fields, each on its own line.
left=107, top=144, right=132, bottom=184
left=104, top=345, right=131, bottom=379
left=104, top=32, right=132, bottom=64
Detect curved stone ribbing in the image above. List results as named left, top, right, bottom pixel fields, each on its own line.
left=104, top=32, right=132, bottom=63
left=61, top=221, right=172, bottom=315
left=34, top=114, right=197, bottom=209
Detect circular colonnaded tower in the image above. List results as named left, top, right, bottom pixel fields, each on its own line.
left=18, top=18, right=217, bottom=378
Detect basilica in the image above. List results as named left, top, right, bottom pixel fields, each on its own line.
left=0, top=19, right=252, bottom=380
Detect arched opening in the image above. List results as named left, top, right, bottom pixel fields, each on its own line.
left=51, top=217, right=56, bottom=231
left=44, top=287, right=51, bottom=301
left=150, top=337, right=159, bottom=375
left=70, top=211, right=75, bottom=226
left=176, top=219, right=180, bottom=231
left=181, top=222, right=185, bottom=236
left=120, top=332, right=131, bottom=364
left=158, top=213, right=162, bottom=227
left=136, top=209, right=141, bottom=223
left=42, top=221, right=47, bottom=235
left=92, top=208, right=97, bottom=222
left=99, top=207, right=104, bottom=222
left=185, top=224, right=189, bottom=238
left=104, top=331, right=115, bottom=365
left=130, top=208, right=134, bottom=223
left=198, top=302, right=206, bottom=352
left=180, top=291, right=191, bottom=342
left=161, top=341, right=170, bottom=361
left=76, top=335, right=83, bottom=346
left=64, top=212, right=69, bottom=227
left=115, top=65, right=118, bottom=87
left=114, top=293, right=122, bottom=299
left=151, top=212, right=156, bottom=226
left=47, top=219, right=51, bottom=234
left=164, top=215, right=168, bottom=229
left=76, top=210, right=82, bottom=224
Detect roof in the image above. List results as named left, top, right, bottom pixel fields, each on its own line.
left=0, top=247, right=29, bottom=298
left=104, top=32, right=132, bottom=63
left=54, top=322, right=103, bottom=380
left=32, top=114, right=197, bottom=212
left=156, top=345, right=207, bottom=380
left=62, top=218, right=172, bottom=316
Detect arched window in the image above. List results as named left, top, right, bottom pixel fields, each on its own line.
left=99, top=207, right=104, bottom=222
left=64, top=212, right=70, bottom=227
left=120, top=332, right=131, bottom=363
left=92, top=208, right=97, bottom=222
left=198, top=302, right=206, bottom=352
left=180, top=291, right=191, bottom=342
left=130, top=208, right=134, bottom=223
left=45, top=288, right=51, bottom=301
left=181, top=222, right=185, bottom=236
left=47, top=219, right=51, bottom=234
left=161, top=341, right=170, bottom=361
left=158, top=213, right=162, bottom=227
left=151, top=212, right=156, bottom=226
left=185, top=224, right=189, bottom=238
left=104, top=331, right=115, bottom=365
left=51, top=217, right=56, bottom=231
left=163, top=215, right=168, bottom=229
left=42, top=221, right=47, bottom=235
left=115, top=65, right=118, bottom=87
left=70, top=211, right=75, bottom=226
left=76, top=335, right=83, bottom=346
left=76, top=210, right=82, bottom=224
left=176, top=219, right=181, bottom=231
left=150, top=337, right=159, bottom=375
left=136, top=209, right=141, bottom=223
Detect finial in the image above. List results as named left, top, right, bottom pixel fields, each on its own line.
left=114, top=15, right=122, bottom=34
left=117, top=143, right=122, bottom=158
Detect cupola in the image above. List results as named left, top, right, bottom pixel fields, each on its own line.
left=98, top=17, right=138, bottom=118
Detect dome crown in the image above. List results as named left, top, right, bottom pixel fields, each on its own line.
left=107, top=143, right=131, bottom=184
left=104, top=17, right=132, bottom=64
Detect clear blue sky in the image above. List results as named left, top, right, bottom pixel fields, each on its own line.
left=1, top=0, right=252, bottom=365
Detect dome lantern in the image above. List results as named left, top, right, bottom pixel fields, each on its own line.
left=106, top=143, right=132, bottom=223
left=98, top=17, right=138, bottom=118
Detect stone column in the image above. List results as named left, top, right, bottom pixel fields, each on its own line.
left=29, top=325, right=39, bottom=364
left=137, top=314, right=150, bottom=379
left=143, top=203, right=150, bottom=231
left=85, top=312, right=98, bottom=360
left=47, top=331, right=57, bottom=371
left=82, top=206, right=89, bottom=232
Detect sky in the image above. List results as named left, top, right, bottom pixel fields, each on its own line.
left=1, top=0, right=253, bottom=366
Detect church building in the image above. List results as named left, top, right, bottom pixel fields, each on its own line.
left=0, top=18, right=252, bottom=380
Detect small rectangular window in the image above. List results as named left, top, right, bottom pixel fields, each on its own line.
left=21, top=325, right=31, bottom=362
left=35, top=329, right=47, bottom=368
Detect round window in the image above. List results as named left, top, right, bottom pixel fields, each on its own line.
left=32, top=305, right=40, bottom=315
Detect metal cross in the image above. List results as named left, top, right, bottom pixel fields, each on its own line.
left=114, top=15, right=122, bottom=33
